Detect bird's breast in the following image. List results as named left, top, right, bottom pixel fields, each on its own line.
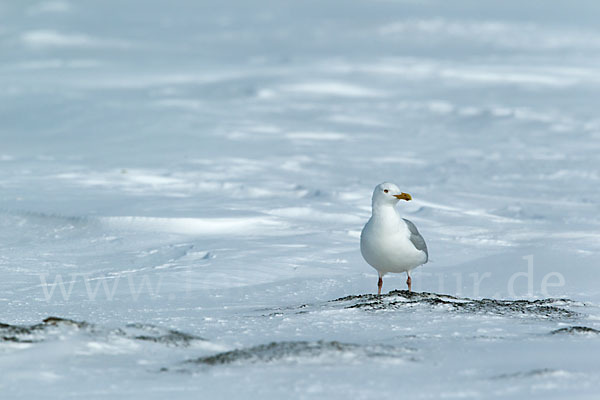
left=361, top=218, right=425, bottom=273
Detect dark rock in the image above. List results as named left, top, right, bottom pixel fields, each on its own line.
left=0, top=317, right=203, bottom=347
left=332, top=291, right=578, bottom=319
left=550, top=326, right=600, bottom=335
left=492, top=368, right=558, bottom=380
left=187, top=341, right=412, bottom=366
left=125, top=323, right=205, bottom=347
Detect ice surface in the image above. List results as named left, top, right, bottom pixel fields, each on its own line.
left=1, top=0, right=600, bottom=398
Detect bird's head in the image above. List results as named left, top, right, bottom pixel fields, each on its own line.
left=372, top=182, right=412, bottom=207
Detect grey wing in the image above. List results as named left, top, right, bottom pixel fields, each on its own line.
left=402, top=218, right=428, bottom=262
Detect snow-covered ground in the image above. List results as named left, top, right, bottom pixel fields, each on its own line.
left=1, top=0, right=600, bottom=398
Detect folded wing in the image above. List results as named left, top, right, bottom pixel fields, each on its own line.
left=403, top=218, right=428, bottom=262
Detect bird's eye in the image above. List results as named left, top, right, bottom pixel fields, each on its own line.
left=383, top=189, right=389, bottom=193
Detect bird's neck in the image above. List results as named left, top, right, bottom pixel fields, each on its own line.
left=371, top=203, right=400, bottom=222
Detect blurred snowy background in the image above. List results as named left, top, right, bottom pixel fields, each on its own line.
left=1, top=0, right=600, bottom=398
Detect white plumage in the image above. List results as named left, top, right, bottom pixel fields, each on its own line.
left=360, top=182, right=428, bottom=294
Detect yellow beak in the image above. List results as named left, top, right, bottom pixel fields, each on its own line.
left=393, top=192, right=412, bottom=201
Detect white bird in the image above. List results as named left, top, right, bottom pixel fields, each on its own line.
left=360, top=182, right=428, bottom=295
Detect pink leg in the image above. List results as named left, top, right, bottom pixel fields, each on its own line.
left=406, top=272, right=412, bottom=292
left=377, top=275, right=383, bottom=295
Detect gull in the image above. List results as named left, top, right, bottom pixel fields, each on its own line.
left=360, top=182, right=428, bottom=294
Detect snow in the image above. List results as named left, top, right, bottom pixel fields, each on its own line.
left=1, top=0, right=600, bottom=398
